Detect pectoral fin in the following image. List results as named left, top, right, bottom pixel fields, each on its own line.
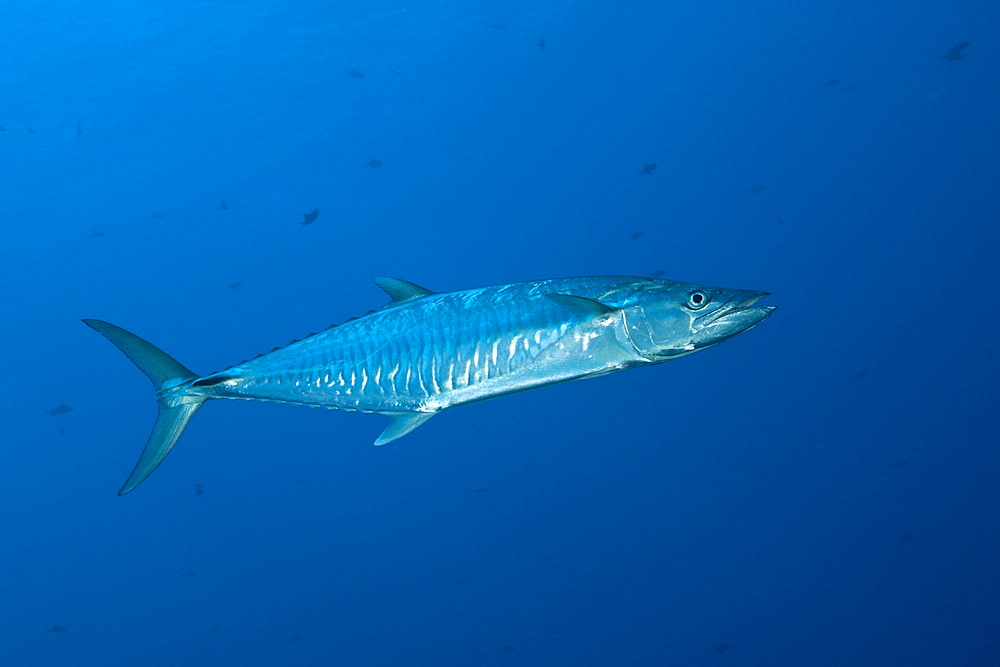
left=374, top=412, right=436, bottom=446
left=545, top=294, right=616, bottom=318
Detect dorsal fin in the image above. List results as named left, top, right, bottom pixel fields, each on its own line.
left=373, top=277, right=436, bottom=304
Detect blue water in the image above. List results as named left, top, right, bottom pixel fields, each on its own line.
left=2, top=1, right=998, bottom=664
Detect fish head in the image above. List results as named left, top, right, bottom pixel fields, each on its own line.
left=621, top=280, right=775, bottom=361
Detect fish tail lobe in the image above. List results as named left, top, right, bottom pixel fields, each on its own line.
left=82, top=319, right=206, bottom=495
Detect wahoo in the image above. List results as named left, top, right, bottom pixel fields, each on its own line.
left=84, top=275, right=775, bottom=494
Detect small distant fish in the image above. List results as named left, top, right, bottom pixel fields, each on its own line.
left=228, top=281, right=242, bottom=291
left=629, top=231, right=644, bottom=240
left=47, top=402, right=72, bottom=416
left=346, top=69, right=364, bottom=78
left=823, top=79, right=841, bottom=87
left=90, top=230, right=105, bottom=238
left=650, top=269, right=667, bottom=278
left=194, top=483, right=203, bottom=496
left=853, top=370, right=868, bottom=381
left=501, top=646, right=515, bottom=654
left=491, top=23, right=508, bottom=30
left=289, top=635, right=302, bottom=642
left=898, top=533, right=914, bottom=544
left=56, top=427, right=66, bottom=436
left=537, top=38, right=546, bottom=51
left=775, top=215, right=786, bottom=225
left=942, top=42, right=970, bottom=62
left=182, top=570, right=197, bottom=577
left=48, top=624, right=68, bottom=633
left=301, top=209, right=320, bottom=226
left=458, top=576, right=475, bottom=585
left=218, top=201, right=228, bottom=210
left=0, top=125, right=6, bottom=131
left=150, top=212, right=164, bottom=219
left=28, top=126, right=36, bottom=134
left=889, top=459, right=907, bottom=468
left=390, top=69, right=402, bottom=76
left=76, top=121, right=83, bottom=136
left=364, top=158, right=383, bottom=169
left=748, top=185, right=766, bottom=194
left=640, top=162, right=657, bottom=176
left=715, top=643, right=732, bottom=654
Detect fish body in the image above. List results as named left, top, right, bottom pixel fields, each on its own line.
left=85, top=275, right=775, bottom=494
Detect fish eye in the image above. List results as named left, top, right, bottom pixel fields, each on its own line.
left=686, top=290, right=709, bottom=310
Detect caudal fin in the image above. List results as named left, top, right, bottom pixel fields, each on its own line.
left=83, top=319, right=205, bottom=495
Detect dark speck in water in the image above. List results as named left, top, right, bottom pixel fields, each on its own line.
left=942, top=42, right=970, bottom=62
left=301, top=209, right=320, bottom=226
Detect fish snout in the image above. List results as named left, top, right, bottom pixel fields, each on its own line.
left=694, top=290, right=775, bottom=347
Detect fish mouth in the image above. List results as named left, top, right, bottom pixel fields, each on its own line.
left=693, top=291, right=776, bottom=347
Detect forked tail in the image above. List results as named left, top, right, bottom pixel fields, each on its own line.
left=83, top=319, right=206, bottom=495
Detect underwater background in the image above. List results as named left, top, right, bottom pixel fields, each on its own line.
left=2, top=1, right=997, bottom=665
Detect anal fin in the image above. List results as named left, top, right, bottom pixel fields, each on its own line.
left=374, top=412, right=435, bottom=446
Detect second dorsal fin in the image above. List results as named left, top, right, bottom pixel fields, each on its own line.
left=373, top=277, right=437, bottom=304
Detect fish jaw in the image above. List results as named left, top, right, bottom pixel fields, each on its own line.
left=691, top=291, right=776, bottom=349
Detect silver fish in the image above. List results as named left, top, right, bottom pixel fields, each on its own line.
left=85, top=275, right=775, bottom=494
